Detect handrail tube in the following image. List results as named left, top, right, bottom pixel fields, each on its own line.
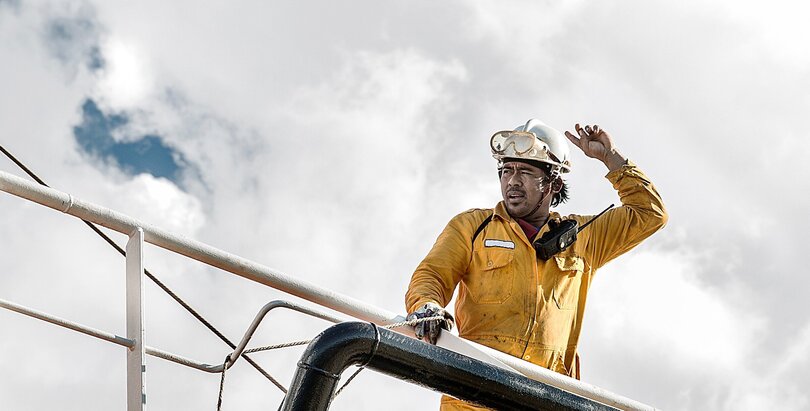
left=0, top=297, right=135, bottom=348
left=0, top=170, right=655, bottom=410
left=144, top=346, right=222, bottom=372
left=281, top=322, right=617, bottom=411
left=0, top=171, right=391, bottom=322
left=225, top=300, right=345, bottom=368
left=1, top=296, right=345, bottom=373
left=0, top=296, right=223, bottom=371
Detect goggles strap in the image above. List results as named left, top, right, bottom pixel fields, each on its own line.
left=524, top=185, right=549, bottom=220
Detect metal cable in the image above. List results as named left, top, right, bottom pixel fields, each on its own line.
left=216, top=315, right=447, bottom=409
left=1, top=144, right=450, bottom=409
left=333, top=366, right=364, bottom=397
left=243, top=339, right=312, bottom=354
left=242, top=316, right=443, bottom=354
left=0, top=144, right=281, bottom=388
left=217, top=355, right=230, bottom=411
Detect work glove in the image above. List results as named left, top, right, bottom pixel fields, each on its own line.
left=406, top=302, right=455, bottom=345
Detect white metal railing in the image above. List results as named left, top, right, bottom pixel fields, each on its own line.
left=0, top=296, right=346, bottom=374
left=0, top=169, right=656, bottom=410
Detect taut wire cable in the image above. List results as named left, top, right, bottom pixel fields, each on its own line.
left=0, top=144, right=282, bottom=388
left=217, top=315, right=446, bottom=410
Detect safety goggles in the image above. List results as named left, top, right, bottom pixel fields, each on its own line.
left=490, top=130, right=552, bottom=159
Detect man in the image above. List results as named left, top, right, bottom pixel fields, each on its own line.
left=405, top=119, right=667, bottom=411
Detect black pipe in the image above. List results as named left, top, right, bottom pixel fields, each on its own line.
left=280, top=322, right=617, bottom=411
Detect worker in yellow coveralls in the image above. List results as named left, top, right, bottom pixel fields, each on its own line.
left=405, top=120, right=667, bottom=410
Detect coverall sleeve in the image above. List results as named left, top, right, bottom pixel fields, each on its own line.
left=405, top=213, right=474, bottom=314
left=579, top=160, right=668, bottom=269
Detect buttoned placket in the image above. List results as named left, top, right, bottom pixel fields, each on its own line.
left=502, top=216, right=538, bottom=360
left=507, top=212, right=560, bottom=360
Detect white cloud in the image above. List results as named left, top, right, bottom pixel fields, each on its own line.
left=582, top=246, right=810, bottom=410
left=2, top=0, right=809, bottom=410
left=96, top=37, right=154, bottom=110
left=582, top=247, right=758, bottom=376
left=112, top=173, right=206, bottom=235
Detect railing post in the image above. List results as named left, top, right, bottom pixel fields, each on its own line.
left=126, top=228, right=146, bottom=411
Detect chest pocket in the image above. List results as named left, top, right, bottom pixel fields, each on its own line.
left=467, top=248, right=515, bottom=304
left=551, top=255, right=585, bottom=310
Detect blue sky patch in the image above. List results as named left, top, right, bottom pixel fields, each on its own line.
left=74, top=99, right=187, bottom=186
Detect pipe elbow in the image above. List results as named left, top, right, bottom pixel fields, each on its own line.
left=297, top=321, right=379, bottom=376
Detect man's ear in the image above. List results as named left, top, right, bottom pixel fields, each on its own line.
left=551, top=177, right=563, bottom=193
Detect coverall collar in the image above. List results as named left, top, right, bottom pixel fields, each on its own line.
left=493, top=201, right=561, bottom=244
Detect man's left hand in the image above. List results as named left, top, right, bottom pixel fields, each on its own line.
left=407, top=302, right=455, bottom=345
left=564, top=124, right=627, bottom=171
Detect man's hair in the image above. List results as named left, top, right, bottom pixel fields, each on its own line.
left=499, top=159, right=570, bottom=207
left=551, top=177, right=570, bottom=207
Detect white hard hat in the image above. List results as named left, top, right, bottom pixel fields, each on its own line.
left=490, top=119, right=571, bottom=173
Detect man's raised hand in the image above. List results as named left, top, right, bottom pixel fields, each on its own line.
left=564, top=123, right=627, bottom=171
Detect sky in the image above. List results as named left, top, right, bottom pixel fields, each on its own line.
left=1, top=0, right=809, bottom=410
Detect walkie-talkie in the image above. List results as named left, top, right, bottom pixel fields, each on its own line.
left=533, top=204, right=615, bottom=260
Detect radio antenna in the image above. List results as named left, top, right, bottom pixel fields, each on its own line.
left=577, top=204, right=615, bottom=233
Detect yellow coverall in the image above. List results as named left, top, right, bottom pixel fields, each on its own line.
left=405, top=161, right=667, bottom=411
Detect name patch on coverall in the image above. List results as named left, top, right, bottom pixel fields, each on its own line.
left=484, top=239, right=515, bottom=249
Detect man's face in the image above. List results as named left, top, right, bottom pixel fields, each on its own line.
left=500, top=161, right=550, bottom=218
